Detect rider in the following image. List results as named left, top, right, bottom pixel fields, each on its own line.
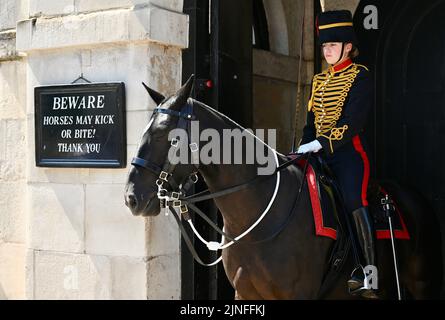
left=297, top=10, right=377, bottom=299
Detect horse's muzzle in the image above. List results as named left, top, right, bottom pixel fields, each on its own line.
left=125, top=191, right=159, bottom=217
left=125, top=193, right=137, bottom=208
left=125, top=193, right=141, bottom=215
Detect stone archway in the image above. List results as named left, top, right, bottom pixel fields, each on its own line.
left=262, top=0, right=289, bottom=55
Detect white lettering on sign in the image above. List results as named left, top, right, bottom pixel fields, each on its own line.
left=61, top=96, right=68, bottom=109
left=69, top=96, right=80, bottom=108
left=57, top=143, right=101, bottom=154
left=36, top=83, right=126, bottom=167
left=95, top=115, right=114, bottom=125
left=53, top=97, right=61, bottom=110
left=52, top=95, right=106, bottom=110
left=74, top=129, right=96, bottom=139
left=75, top=115, right=93, bottom=125
left=58, top=143, right=84, bottom=153
left=97, top=95, right=105, bottom=108
left=43, top=116, right=74, bottom=125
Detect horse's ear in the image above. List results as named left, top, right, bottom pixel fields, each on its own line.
left=174, top=74, right=195, bottom=107
left=170, top=74, right=195, bottom=111
left=142, top=82, right=165, bottom=106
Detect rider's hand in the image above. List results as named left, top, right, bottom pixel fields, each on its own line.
left=297, top=140, right=322, bottom=154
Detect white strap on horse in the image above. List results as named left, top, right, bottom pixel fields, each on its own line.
left=188, top=148, right=281, bottom=253
left=157, top=90, right=283, bottom=265
left=162, top=135, right=282, bottom=265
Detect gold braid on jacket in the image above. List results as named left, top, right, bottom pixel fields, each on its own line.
left=308, top=63, right=367, bottom=153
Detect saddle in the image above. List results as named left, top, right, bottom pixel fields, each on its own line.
left=287, top=153, right=410, bottom=298
left=288, top=153, right=410, bottom=241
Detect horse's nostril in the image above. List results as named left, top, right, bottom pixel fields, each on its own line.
left=126, top=194, right=138, bottom=209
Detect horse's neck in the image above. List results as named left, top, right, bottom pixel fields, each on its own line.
left=199, top=165, right=273, bottom=235
left=194, top=100, right=266, bottom=186
left=194, top=101, right=280, bottom=234
left=194, top=101, right=260, bottom=185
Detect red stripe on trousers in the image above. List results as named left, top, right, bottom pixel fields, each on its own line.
left=352, top=135, right=370, bottom=207
left=297, top=158, right=337, bottom=240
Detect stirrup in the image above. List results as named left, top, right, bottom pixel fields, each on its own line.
left=347, top=266, right=379, bottom=299
left=347, top=266, right=365, bottom=291
left=349, top=286, right=379, bottom=299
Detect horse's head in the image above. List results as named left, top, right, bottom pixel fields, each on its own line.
left=125, top=75, right=196, bottom=216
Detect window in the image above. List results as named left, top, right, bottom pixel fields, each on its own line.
left=253, top=0, right=270, bottom=50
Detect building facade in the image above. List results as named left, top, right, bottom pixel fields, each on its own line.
left=1, top=0, right=188, bottom=299
left=1, top=0, right=444, bottom=299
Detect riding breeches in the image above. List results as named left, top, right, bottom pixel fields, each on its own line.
left=322, top=134, right=372, bottom=213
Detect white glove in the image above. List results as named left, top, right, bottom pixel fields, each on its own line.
left=297, top=140, right=322, bottom=154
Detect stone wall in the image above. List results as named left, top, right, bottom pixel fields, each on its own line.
left=0, top=0, right=27, bottom=300
left=0, top=0, right=364, bottom=300
left=0, top=0, right=187, bottom=300
left=322, top=0, right=360, bottom=13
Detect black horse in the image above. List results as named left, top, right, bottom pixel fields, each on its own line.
left=125, top=76, right=442, bottom=299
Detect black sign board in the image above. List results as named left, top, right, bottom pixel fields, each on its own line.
left=35, top=83, right=126, bottom=168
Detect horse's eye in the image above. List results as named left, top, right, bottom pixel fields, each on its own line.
left=150, top=130, right=168, bottom=141
left=154, top=135, right=166, bottom=142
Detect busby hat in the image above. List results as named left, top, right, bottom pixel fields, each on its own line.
left=316, top=10, right=357, bottom=45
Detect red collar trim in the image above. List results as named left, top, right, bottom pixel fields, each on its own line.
left=330, top=58, right=353, bottom=73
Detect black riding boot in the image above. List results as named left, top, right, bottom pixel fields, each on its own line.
left=347, top=207, right=379, bottom=299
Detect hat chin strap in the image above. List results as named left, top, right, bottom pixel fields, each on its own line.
left=334, top=42, right=345, bottom=65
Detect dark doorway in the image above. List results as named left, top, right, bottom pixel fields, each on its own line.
left=356, top=0, right=445, bottom=296
left=182, top=0, right=253, bottom=300
left=377, top=0, right=445, bottom=296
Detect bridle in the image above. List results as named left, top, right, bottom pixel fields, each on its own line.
left=132, top=98, right=201, bottom=217
left=131, top=98, right=309, bottom=266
